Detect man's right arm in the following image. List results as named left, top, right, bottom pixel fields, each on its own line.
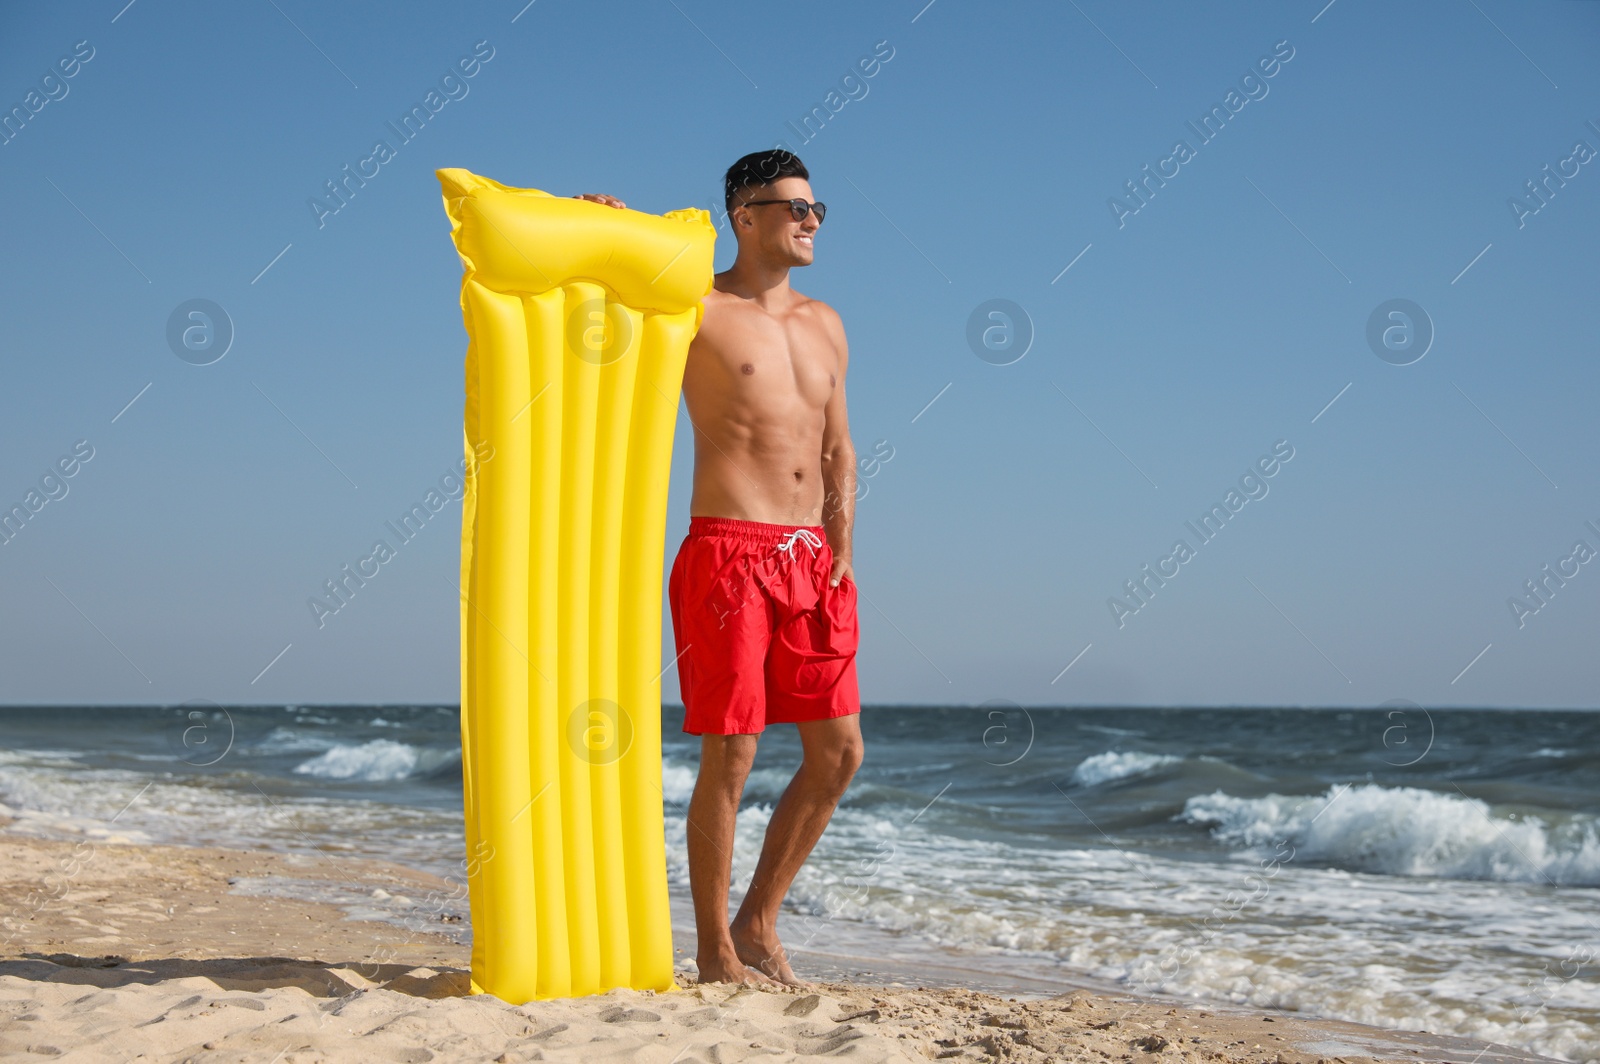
left=818, top=306, right=856, bottom=588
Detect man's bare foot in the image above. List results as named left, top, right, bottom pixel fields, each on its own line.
left=694, top=950, right=780, bottom=987
left=730, top=918, right=810, bottom=987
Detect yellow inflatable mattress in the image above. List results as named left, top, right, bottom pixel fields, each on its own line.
left=437, top=167, right=715, bottom=1002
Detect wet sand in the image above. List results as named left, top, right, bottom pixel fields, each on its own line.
left=0, top=835, right=1564, bottom=1064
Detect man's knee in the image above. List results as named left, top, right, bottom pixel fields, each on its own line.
left=697, top=734, right=759, bottom=796
left=838, top=732, right=863, bottom=776
left=808, top=732, right=862, bottom=792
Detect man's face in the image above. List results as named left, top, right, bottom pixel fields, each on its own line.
left=734, top=177, right=819, bottom=266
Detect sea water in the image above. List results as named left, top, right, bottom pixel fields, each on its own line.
left=0, top=705, right=1594, bottom=1063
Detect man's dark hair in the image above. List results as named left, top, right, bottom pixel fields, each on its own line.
left=724, top=149, right=809, bottom=217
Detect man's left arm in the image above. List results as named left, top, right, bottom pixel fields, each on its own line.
left=819, top=306, right=856, bottom=588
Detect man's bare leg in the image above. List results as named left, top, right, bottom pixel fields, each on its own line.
left=730, top=714, right=864, bottom=985
left=687, top=732, right=778, bottom=986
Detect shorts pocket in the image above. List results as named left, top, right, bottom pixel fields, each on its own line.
left=821, top=574, right=859, bottom=655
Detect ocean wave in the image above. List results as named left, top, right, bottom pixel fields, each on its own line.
left=1071, top=750, right=1183, bottom=786
left=252, top=726, right=342, bottom=756
left=656, top=759, right=800, bottom=808
left=0, top=749, right=84, bottom=769
left=1075, top=724, right=1144, bottom=738
left=1179, top=783, right=1600, bottom=886
left=292, top=740, right=460, bottom=782
left=0, top=767, right=156, bottom=846
left=657, top=795, right=1600, bottom=1062
left=661, top=758, right=696, bottom=807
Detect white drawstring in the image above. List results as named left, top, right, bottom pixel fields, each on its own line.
left=775, top=528, right=824, bottom=558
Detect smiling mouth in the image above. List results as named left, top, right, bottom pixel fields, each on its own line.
left=795, top=233, right=814, bottom=246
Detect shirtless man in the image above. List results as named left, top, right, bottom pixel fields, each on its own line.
left=575, top=150, right=862, bottom=987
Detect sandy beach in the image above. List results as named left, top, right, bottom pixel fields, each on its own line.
left=0, top=833, right=1563, bottom=1064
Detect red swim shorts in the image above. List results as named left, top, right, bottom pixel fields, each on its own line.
left=668, top=516, right=860, bottom=735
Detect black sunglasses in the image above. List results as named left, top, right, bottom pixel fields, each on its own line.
left=741, top=198, right=826, bottom=223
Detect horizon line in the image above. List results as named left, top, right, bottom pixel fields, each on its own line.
left=0, top=702, right=1595, bottom=713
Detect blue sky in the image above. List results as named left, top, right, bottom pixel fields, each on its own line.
left=2, top=0, right=1597, bottom=709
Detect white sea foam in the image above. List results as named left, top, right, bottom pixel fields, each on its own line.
left=658, top=758, right=797, bottom=807
left=0, top=749, right=85, bottom=769
left=291, top=740, right=459, bottom=781
left=0, top=753, right=460, bottom=877
left=251, top=726, right=341, bottom=756
left=1070, top=750, right=1182, bottom=786
left=230, top=875, right=470, bottom=945
left=5, top=727, right=1597, bottom=1063
left=1075, top=724, right=1144, bottom=738
left=1179, top=783, right=1600, bottom=886
left=660, top=791, right=1600, bottom=1063
left=661, top=758, right=696, bottom=807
